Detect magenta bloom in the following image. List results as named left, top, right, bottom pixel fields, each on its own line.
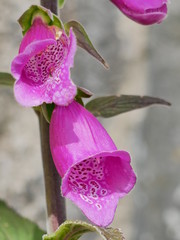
left=50, top=100, right=136, bottom=226
left=110, top=0, right=168, bottom=25
left=11, top=17, right=76, bottom=107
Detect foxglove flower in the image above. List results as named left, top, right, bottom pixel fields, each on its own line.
left=50, top=100, right=136, bottom=227
left=11, top=17, right=76, bottom=107
left=110, top=0, right=168, bottom=25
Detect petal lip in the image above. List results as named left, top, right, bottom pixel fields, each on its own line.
left=64, top=189, right=120, bottom=227
left=13, top=79, right=45, bottom=107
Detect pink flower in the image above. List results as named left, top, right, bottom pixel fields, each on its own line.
left=110, top=0, right=168, bottom=25
left=50, top=100, right=136, bottom=227
left=11, top=17, right=77, bottom=107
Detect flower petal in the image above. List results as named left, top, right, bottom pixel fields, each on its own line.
left=121, top=0, right=167, bottom=11
left=44, top=29, right=77, bottom=106
left=65, top=28, right=77, bottom=68
left=50, top=101, right=136, bottom=226
left=14, top=77, right=46, bottom=107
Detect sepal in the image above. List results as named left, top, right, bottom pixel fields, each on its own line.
left=18, top=5, right=63, bottom=35
left=75, top=86, right=93, bottom=106
left=58, top=0, right=67, bottom=9
left=77, top=86, right=93, bottom=98
left=41, top=103, right=55, bottom=123
left=43, top=220, right=124, bottom=240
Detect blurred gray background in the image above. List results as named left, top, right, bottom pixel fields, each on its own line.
left=0, top=0, right=180, bottom=239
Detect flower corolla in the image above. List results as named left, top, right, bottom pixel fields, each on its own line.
left=50, top=100, right=136, bottom=227
left=11, top=17, right=76, bottom=107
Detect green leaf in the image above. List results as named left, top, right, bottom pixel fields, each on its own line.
left=18, top=5, right=63, bottom=35
left=0, top=72, right=15, bottom=87
left=0, top=200, right=45, bottom=240
left=43, top=220, right=124, bottom=240
left=58, top=0, right=67, bottom=9
left=64, top=21, right=109, bottom=69
left=85, top=95, right=171, bottom=118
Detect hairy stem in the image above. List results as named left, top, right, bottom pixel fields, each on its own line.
left=39, top=113, right=66, bottom=233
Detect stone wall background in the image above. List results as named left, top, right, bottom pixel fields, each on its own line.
left=0, top=1, right=180, bottom=240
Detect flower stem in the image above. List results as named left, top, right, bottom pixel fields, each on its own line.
left=40, top=0, right=58, bottom=15
left=39, top=0, right=66, bottom=233
left=39, top=111, right=66, bottom=233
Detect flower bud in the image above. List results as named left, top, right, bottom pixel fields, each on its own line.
left=110, top=0, right=168, bottom=25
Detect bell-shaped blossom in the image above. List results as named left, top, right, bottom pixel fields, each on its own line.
left=11, top=17, right=77, bottom=107
left=110, top=0, right=168, bottom=25
left=50, top=100, right=136, bottom=227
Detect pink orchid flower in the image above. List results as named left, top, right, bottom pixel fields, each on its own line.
left=50, top=100, right=136, bottom=227
left=11, top=17, right=76, bottom=107
left=110, top=0, right=168, bottom=25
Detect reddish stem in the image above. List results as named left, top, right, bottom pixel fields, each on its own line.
left=39, top=112, right=66, bottom=233
left=40, top=0, right=58, bottom=14
left=39, top=0, right=66, bottom=233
